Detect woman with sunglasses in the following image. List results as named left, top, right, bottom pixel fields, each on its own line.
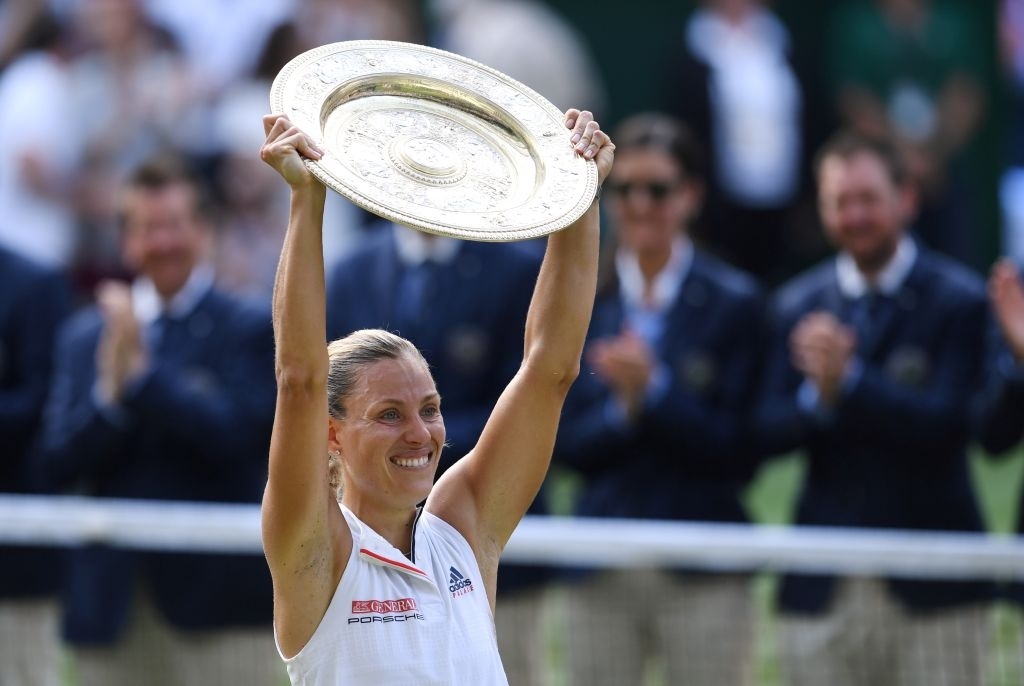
left=555, top=112, right=765, bottom=685
left=258, top=107, right=613, bottom=685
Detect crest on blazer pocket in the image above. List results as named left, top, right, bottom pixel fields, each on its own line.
left=445, top=326, right=489, bottom=375
left=885, top=345, right=930, bottom=387
left=676, top=351, right=716, bottom=393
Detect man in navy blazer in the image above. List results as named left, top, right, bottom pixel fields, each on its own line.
left=555, top=113, right=764, bottom=686
left=0, top=245, right=70, bottom=686
left=757, top=131, right=991, bottom=686
left=38, top=157, right=282, bottom=686
left=325, top=222, right=549, bottom=684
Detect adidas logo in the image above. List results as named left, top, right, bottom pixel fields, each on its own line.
left=448, top=566, right=473, bottom=595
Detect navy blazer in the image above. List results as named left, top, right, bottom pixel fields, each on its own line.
left=756, top=246, right=992, bottom=613
left=38, top=285, right=276, bottom=644
left=326, top=228, right=548, bottom=593
left=557, top=250, right=765, bottom=525
left=0, top=247, right=70, bottom=599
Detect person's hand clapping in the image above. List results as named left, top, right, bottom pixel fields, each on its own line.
left=990, top=258, right=1024, bottom=361
left=260, top=114, right=325, bottom=191
left=95, top=280, right=149, bottom=405
left=790, top=311, right=857, bottom=407
left=565, top=108, right=615, bottom=187
left=587, top=329, right=654, bottom=422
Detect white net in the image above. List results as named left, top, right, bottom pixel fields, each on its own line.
left=1, top=494, right=1023, bottom=685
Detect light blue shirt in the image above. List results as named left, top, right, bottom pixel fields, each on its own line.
left=603, top=237, right=693, bottom=426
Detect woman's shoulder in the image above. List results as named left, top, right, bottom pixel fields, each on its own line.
left=420, top=509, right=469, bottom=545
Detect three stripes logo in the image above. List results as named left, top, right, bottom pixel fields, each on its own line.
left=448, top=566, right=474, bottom=597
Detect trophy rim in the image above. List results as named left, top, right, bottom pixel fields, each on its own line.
left=270, top=39, right=598, bottom=242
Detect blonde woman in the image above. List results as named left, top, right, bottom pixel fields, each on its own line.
left=259, top=108, right=613, bottom=684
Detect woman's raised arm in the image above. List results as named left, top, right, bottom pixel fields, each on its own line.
left=428, top=109, right=614, bottom=577
left=258, top=115, right=349, bottom=655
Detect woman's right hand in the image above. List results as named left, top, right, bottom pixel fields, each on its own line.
left=260, top=114, right=325, bottom=190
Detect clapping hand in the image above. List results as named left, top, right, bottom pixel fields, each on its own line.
left=95, top=281, right=149, bottom=405
left=989, top=258, right=1024, bottom=362
left=587, top=329, right=654, bottom=422
left=790, top=311, right=857, bottom=407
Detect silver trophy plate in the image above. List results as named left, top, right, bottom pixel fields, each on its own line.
left=270, top=40, right=597, bottom=241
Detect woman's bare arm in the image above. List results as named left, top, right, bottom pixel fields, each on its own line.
left=428, top=109, right=614, bottom=586
left=259, top=115, right=349, bottom=656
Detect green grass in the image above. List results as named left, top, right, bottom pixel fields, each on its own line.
left=744, top=447, right=1024, bottom=532
left=970, top=448, right=1024, bottom=535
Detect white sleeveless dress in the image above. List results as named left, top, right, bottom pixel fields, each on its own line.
left=278, top=505, right=509, bottom=685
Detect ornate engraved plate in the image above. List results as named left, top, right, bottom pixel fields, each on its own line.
left=270, top=40, right=598, bottom=241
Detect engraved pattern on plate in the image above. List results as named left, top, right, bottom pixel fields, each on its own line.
left=270, top=40, right=597, bottom=240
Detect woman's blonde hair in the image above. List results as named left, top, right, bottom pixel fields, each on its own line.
left=325, top=329, right=428, bottom=500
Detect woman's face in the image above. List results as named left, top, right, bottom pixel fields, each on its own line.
left=606, top=148, right=696, bottom=258
left=331, top=355, right=445, bottom=509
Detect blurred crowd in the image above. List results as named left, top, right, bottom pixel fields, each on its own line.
left=2, top=0, right=1023, bottom=685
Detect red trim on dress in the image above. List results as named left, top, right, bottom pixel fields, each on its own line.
left=359, top=548, right=428, bottom=576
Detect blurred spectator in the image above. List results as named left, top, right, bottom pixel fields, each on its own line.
left=144, top=0, right=421, bottom=103
left=826, top=0, right=987, bottom=266
left=142, top=0, right=295, bottom=99
left=1000, top=0, right=1024, bottom=264
left=37, top=156, right=281, bottom=686
left=68, top=0, right=196, bottom=175
left=325, top=223, right=551, bottom=685
left=0, top=246, right=72, bottom=686
left=0, top=9, right=84, bottom=267
left=0, top=0, right=47, bottom=69
left=665, top=0, right=806, bottom=286
left=292, top=0, right=422, bottom=46
left=975, top=258, right=1024, bottom=455
left=67, top=0, right=199, bottom=292
left=208, top=83, right=290, bottom=301
left=429, top=0, right=607, bottom=117
left=756, top=131, right=991, bottom=685
left=555, top=113, right=764, bottom=686
left=247, top=0, right=425, bottom=269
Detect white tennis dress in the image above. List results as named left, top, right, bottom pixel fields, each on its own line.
left=278, top=505, right=509, bottom=685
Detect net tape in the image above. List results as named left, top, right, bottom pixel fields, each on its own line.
left=1, top=494, right=1022, bottom=581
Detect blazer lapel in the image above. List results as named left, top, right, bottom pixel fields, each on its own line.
left=658, top=258, right=703, bottom=357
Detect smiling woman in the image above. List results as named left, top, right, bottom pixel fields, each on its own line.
left=258, top=105, right=614, bottom=685
left=324, top=330, right=441, bottom=503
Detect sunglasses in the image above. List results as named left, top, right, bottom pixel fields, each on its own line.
left=605, top=179, right=681, bottom=202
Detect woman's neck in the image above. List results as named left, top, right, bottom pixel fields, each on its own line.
left=344, top=496, right=420, bottom=553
